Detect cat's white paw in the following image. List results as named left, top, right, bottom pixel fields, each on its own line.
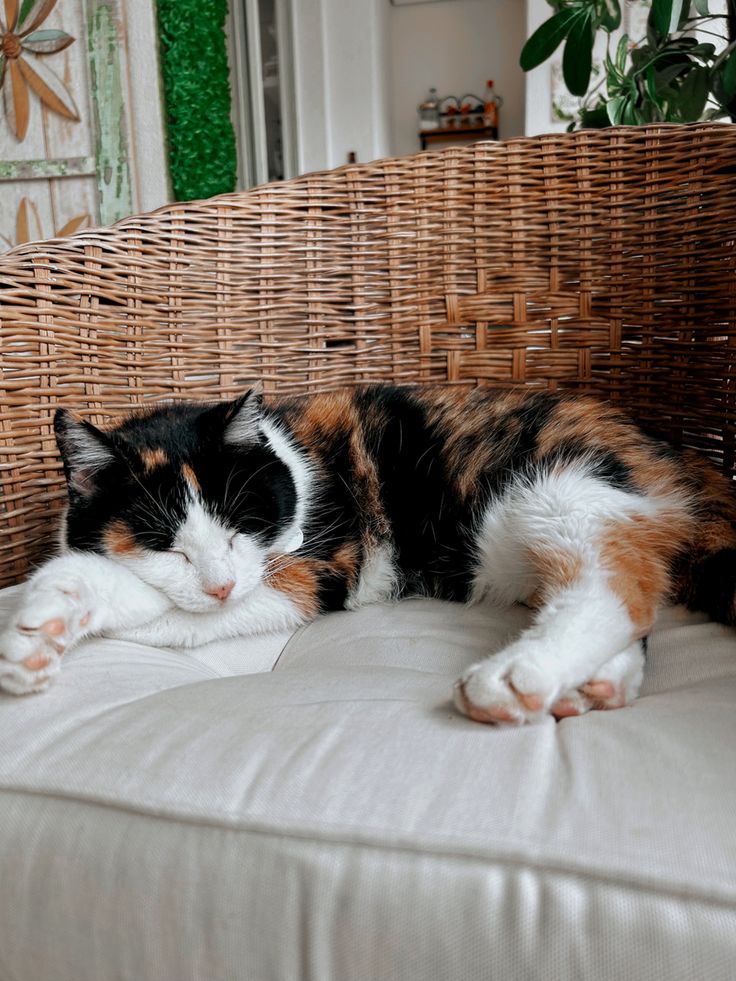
left=550, top=644, right=645, bottom=719
left=454, top=641, right=645, bottom=726
left=0, top=573, right=96, bottom=695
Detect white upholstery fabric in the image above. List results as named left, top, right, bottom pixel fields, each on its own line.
left=0, top=586, right=735, bottom=981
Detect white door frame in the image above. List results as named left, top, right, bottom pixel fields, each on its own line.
left=228, top=0, right=297, bottom=189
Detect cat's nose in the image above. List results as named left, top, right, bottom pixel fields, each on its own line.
left=203, top=580, right=235, bottom=602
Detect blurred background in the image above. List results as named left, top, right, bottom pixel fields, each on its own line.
left=0, top=0, right=730, bottom=249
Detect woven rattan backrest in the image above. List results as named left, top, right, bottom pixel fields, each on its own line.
left=1, top=123, right=735, bottom=587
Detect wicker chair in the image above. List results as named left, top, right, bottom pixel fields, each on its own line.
left=2, top=123, right=736, bottom=588
left=1, top=125, right=736, bottom=980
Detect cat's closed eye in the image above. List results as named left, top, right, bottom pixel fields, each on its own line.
left=170, top=550, right=191, bottom=564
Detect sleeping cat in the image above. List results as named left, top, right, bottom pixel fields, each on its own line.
left=1, top=385, right=734, bottom=724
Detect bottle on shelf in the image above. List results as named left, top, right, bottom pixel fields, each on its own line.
left=483, top=79, right=499, bottom=132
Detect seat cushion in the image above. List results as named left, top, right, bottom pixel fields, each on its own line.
left=0, top=587, right=735, bottom=981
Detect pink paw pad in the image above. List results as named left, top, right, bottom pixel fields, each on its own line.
left=583, top=680, right=627, bottom=710
left=551, top=698, right=584, bottom=718
left=514, top=690, right=543, bottom=712
left=454, top=682, right=521, bottom=726
left=42, top=618, right=66, bottom=638
left=582, top=680, right=615, bottom=700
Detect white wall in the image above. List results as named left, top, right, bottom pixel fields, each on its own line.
left=525, top=0, right=569, bottom=137
left=291, top=0, right=391, bottom=172
left=287, top=0, right=528, bottom=174
left=388, top=0, right=526, bottom=158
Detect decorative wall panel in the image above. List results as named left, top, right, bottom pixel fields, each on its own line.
left=0, top=0, right=169, bottom=250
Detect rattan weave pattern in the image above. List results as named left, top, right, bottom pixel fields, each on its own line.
left=1, top=124, right=735, bottom=587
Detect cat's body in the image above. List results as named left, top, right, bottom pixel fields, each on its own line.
left=1, top=385, right=735, bottom=724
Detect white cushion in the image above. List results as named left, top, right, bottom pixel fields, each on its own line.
left=1, top=587, right=735, bottom=980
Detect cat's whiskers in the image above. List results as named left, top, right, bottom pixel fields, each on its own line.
left=127, top=469, right=173, bottom=525
left=222, top=463, right=247, bottom=513
left=263, top=513, right=351, bottom=578
left=219, top=461, right=276, bottom=518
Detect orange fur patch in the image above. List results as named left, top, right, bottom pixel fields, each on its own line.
left=181, top=463, right=201, bottom=492
left=425, top=388, right=529, bottom=501
left=526, top=546, right=583, bottom=607
left=600, top=514, right=692, bottom=632
left=140, top=447, right=168, bottom=472
left=332, top=541, right=360, bottom=590
left=104, top=520, right=138, bottom=555
left=267, top=559, right=320, bottom=617
left=289, top=391, right=355, bottom=443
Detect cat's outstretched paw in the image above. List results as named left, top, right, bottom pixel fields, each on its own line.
left=550, top=644, right=645, bottom=719
left=454, top=642, right=645, bottom=726
left=0, top=574, right=95, bottom=695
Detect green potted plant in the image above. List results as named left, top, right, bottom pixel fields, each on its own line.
left=521, top=0, right=736, bottom=128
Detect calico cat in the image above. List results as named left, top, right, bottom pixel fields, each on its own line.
left=1, top=385, right=734, bottom=724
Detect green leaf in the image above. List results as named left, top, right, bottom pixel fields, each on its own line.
left=615, top=33, right=629, bottom=73
left=668, top=39, right=716, bottom=60
left=22, top=30, right=76, bottom=55
left=598, top=0, right=621, bottom=31
left=562, top=12, right=594, bottom=96
left=689, top=43, right=716, bottom=61
left=607, top=95, right=628, bottom=124
left=520, top=9, right=578, bottom=71
left=622, top=100, right=640, bottom=124
left=654, top=61, right=690, bottom=88
left=722, top=49, right=736, bottom=100
left=712, top=48, right=736, bottom=106
left=652, top=0, right=685, bottom=37
left=18, top=0, right=35, bottom=26
left=692, top=0, right=709, bottom=13
left=646, top=12, right=657, bottom=47
left=675, top=66, right=710, bottom=120
left=580, top=104, right=610, bottom=128
left=644, top=65, right=664, bottom=109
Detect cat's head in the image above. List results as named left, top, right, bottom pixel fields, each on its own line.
left=53, top=391, right=308, bottom=612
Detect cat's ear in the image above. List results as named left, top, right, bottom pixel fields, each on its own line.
left=222, top=386, right=263, bottom=446
left=54, top=409, right=116, bottom=497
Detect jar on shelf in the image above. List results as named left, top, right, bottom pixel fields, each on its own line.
left=418, top=87, right=440, bottom=130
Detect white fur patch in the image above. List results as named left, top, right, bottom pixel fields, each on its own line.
left=223, top=395, right=261, bottom=445
left=455, top=460, right=690, bottom=724
left=346, top=542, right=398, bottom=609
left=259, top=417, right=314, bottom=554
left=470, top=461, right=685, bottom=606
left=63, top=426, right=115, bottom=473
left=109, top=495, right=267, bottom=613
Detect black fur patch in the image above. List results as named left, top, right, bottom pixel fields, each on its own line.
left=687, top=548, right=736, bottom=626
left=56, top=401, right=296, bottom=553
left=540, top=436, right=639, bottom=492
left=355, top=387, right=474, bottom=601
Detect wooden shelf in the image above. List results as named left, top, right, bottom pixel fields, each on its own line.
left=419, top=121, right=498, bottom=150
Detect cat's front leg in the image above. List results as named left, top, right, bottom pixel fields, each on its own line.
left=113, top=582, right=309, bottom=648
left=455, top=570, right=655, bottom=725
left=0, top=552, right=172, bottom=695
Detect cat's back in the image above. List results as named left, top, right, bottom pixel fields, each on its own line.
left=271, top=383, right=676, bottom=500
